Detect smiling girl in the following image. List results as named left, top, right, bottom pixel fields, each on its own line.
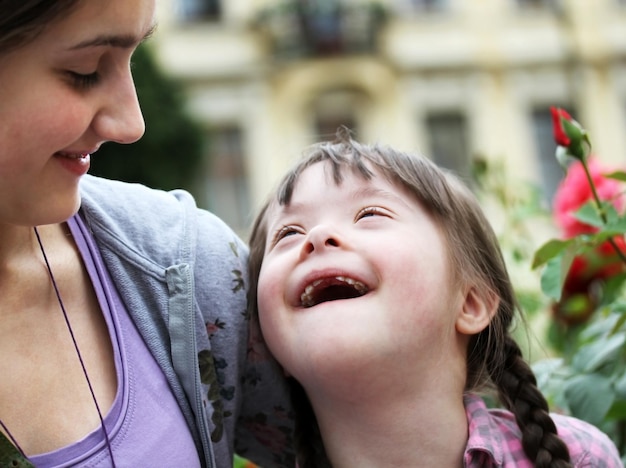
left=248, top=129, right=622, bottom=467
left=0, top=1, right=293, bottom=467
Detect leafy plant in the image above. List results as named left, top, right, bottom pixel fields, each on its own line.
left=531, top=108, right=626, bottom=459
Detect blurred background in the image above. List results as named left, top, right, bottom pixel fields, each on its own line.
left=86, top=2, right=626, bottom=459
left=92, top=0, right=626, bottom=238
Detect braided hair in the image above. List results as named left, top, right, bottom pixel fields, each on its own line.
left=248, top=128, right=571, bottom=467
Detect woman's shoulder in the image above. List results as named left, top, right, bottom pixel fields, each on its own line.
left=78, top=175, right=246, bottom=264
left=79, top=174, right=195, bottom=216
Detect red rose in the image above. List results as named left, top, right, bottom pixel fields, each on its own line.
left=553, top=159, right=624, bottom=238
left=563, top=237, right=626, bottom=291
left=551, top=106, right=572, bottom=147
left=555, top=236, right=626, bottom=326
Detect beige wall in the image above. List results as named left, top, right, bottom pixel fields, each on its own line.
left=152, top=0, right=626, bottom=232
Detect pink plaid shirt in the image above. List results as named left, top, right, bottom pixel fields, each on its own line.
left=464, top=394, right=623, bottom=467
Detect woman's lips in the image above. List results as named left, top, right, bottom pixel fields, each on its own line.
left=54, top=151, right=91, bottom=176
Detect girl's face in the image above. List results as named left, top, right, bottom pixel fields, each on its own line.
left=0, top=0, right=155, bottom=227
left=257, top=162, right=477, bottom=395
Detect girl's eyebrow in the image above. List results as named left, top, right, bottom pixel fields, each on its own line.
left=279, top=186, right=408, bottom=215
left=350, top=186, right=411, bottom=207
left=68, top=23, right=157, bottom=50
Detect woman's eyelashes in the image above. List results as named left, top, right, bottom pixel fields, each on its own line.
left=67, top=70, right=101, bottom=90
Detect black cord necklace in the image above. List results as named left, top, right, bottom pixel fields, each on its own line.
left=0, top=227, right=116, bottom=467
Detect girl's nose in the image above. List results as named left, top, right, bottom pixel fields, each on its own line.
left=300, top=224, right=342, bottom=259
left=92, top=69, right=145, bottom=144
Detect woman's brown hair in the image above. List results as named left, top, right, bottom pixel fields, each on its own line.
left=0, top=0, right=82, bottom=53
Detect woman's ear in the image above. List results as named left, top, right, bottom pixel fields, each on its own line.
left=455, top=286, right=499, bottom=335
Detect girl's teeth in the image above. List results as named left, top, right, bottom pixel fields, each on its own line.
left=300, top=276, right=369, bottom=307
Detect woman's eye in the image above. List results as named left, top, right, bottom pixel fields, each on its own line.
left=67, top=71, right=100, bottom=90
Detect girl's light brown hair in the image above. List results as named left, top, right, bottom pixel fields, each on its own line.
left=248, top=128, right=572, bottom=468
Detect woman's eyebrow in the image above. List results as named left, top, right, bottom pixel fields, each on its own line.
left=68, top=23, right=157, bottom=50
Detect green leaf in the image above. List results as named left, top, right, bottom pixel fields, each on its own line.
left=605, top=400, right=626, bottom=421
left=532, top=238, right=573, bottom=269
left=605, top=170, right=626, bottom=182
left=580, top=311, right=621, bottom=340
left=540, top=248, right=577, bottom=301
left=609, top=304, right=626, bottom=334
left=603, top=203, right=621, bottom=225
left=571, top=333, right=625, bottom=373
left=532, top=358, right=565, bottom=390
left=609, top=301, right=626, bottom=314
left=601, top=273, right=626, bottom=308
left=614, top=371, right=626, bottom=399
left=564, top=373, right=614, bottom=426
left=573, top=201, right=604, bottom=229
left=601, top=218, right=626, bottom=236
left=540, top=257, right=565, bottom=301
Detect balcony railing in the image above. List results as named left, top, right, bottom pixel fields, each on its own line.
left=254, top=0, right=388, bottom=60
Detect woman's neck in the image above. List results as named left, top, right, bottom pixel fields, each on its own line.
left=0, top=223, right=68, bottom=300
left=0, top=224, right=38, bottom=265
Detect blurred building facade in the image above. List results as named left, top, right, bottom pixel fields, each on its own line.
left=153, top=0, right=626, bottom=234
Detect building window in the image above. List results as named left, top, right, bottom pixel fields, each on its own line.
left=531, top=107, right=574, bottom=203
left=425, top=112, right=470, bottom=179
left=177, top=0, right=221, bottom=22
left=200, top=126, right=250, bottom=233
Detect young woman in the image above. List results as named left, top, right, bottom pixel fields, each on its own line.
left=248, top=130, right=622, bottom=467
left=0, top=1, right=294, bottom=467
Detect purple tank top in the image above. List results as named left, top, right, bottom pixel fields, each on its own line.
left=30, top=215, right=201, bottom=467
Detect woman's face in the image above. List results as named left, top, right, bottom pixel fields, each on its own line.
left=0, top=0, right=155, bottom=226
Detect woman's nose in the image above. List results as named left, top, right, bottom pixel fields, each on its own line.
left=300, top=224, right=342, bottom=259
left=92, top=69, right=145, bottom=144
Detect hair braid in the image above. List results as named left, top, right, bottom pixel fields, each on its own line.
left=493, top=336, right=572, bottom=467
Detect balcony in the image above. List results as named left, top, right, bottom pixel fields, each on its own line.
left=254, top=0, right=388, bottom=60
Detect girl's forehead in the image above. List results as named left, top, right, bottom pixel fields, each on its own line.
left=291, top=161, right=373, bottom=199
left=302, top=159, right=376, bottom=186
left=274, top=161, right=416, bottom=217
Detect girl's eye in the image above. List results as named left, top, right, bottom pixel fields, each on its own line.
left=272, top=225, right=302, bottom=245
left=356, top=207, right=384, bottom=220
left=67, top=71, right=100, bottom=90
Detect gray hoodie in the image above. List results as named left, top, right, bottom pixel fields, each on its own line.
left=79, top=175, right=295, bottom=468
